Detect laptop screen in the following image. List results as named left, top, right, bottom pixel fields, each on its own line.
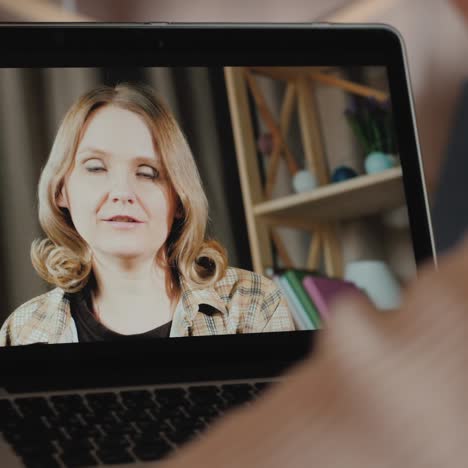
left=0, top=64, right=421, bottom=346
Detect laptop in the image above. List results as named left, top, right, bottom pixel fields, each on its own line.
left=0, top=24, right=435, bottom=467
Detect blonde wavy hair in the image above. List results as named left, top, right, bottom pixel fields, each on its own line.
left=31, top=83, right=228, bottom=297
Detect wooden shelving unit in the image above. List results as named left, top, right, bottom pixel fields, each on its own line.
left=255, top=167, right=404, bottom=225
left=224, top=66, right=401, bottom=279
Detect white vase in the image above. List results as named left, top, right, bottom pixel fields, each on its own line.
left=344, top=260, right=401, bottom=310
left=382, top=205, right=410, bottom=229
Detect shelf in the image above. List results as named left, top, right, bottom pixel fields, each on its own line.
left=250, top=66, right=389, bottom=102
left=254, top=167, right=404, bottom=226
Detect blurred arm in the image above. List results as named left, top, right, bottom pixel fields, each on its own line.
left=155, top=233, right=468, bottom=468
left=451, top=0, right=468, bottom=22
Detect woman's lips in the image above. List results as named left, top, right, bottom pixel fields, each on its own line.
left=105, top=220, right=144, bottom=230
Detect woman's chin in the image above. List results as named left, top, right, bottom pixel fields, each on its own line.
left=94, top=240, right=164, bottom=261
left=103, top=249, right=146, bottom=260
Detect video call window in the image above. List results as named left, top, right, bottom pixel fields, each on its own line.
left=0, top=66, right=416, bottom=346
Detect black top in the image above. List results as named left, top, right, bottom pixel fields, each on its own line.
left=67, top=280, right=172, bottom=342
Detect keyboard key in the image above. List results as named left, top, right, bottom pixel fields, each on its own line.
left=190, top=394, right=224, bottom=406
left=184, top=404, right=219, bottom=419
left=131, top=433, right=166, bottom=446
left=80, top=411, right=117, bottom=426
left=65, top=423, right=102, bottom=439
left=155, top=388, right=186, bottom=398
left=122, top=399, right=157, bottom=411
left=58, top=438, right=94, bottom=452
left=50, top=394, right=88, bottom=415
left=94, top=434, right=131, bottom=449
left=22, top=455, right=61, bottom=468
left=221, top=383, right=254, bottom=394
left=61, top=449, right=98, bottom=467
left=50, top=394, right=85, bottom=407
left=224, top=392, right=252, bottom=403
left=133, top=440, right=172, bottom=461
left=168, top=415, right=206, bottom=432
left=135, top=420, right=163, bottom=434
left=0, top=399, right=19, bottom=417
left=96, top=447, right=135, bottom=464
left=48, top=410, right=81, bottom=421
left=100, top=422, right=137, bottom=437
left=120, top=389, right=153, bottom=403
left=3, top=421, right=52, bottom=444
left=164, top=405, right=188, bottom=419
left=188, top=385, right=220, bottom=395
left=254, top=381, right=272, bottom=393
left=89, top=403, right=125, bottom=414
left=164, top=427, right=199, bottom=445
left=221, top=384, right=254, bottom=406
left=0, top=417, right=24, bottom=433
left=10, top=423, right=68, bottom=444
left=216, top=397, right=247, bottom=412
left=13, top=439, right=57, bottom=455
left=115, top=408, right=154, bottom=423
left=85, top=392, right=117, bottom=402
left=85, top=392, right=124, bottom=412
left=15, top=397, right=55, bottom=418
left=154, top=388, right=187, bottom=407
left=187, top=387, right=223, bottom=405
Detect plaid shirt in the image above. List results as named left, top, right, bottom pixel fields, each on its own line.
left=0, top=267, right=294, bottom=346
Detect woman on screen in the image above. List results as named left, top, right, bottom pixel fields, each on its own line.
left=0, top=83, right=294, bottom=345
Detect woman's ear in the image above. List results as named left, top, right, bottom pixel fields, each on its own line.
left=173, top=198, right=184, bottom=219
left=175, top=202, right=185, bottom=219
left=57, top=186, right=69, bottom=209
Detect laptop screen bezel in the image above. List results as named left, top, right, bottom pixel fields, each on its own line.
left=0, top=24, right=435, bottom=392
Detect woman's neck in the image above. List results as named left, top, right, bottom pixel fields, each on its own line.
left=89, top=254, right=178, bottom=334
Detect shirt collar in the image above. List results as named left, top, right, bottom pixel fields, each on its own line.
left=178, top=279, right=228, bottom=323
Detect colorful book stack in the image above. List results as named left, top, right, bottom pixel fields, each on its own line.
left=273, top=269, right=365, bottom=330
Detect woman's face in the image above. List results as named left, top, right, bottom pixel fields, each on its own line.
left=58, top=105, right=176, bottom=262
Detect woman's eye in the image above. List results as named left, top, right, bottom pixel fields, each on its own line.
left=137, top=168, right=159, bottom=180
left=84, top=165, right=159, bottom=180
left=86, top=167, right=105, bottom=173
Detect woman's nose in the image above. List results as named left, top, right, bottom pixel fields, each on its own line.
left=109, top=175, right=136, bottom=204
left=111, top=190, right=136, bottom=204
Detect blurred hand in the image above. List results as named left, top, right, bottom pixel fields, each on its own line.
left=451, top=0, right=468, bottom=22
left=159, top=235, right=468, bottom=468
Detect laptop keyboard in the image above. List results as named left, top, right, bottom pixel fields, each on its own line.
left=0, top=381, right=272, bottom=467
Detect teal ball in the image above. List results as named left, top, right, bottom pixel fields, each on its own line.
left=331, top=166, right=358, bottom=182
left=365, top=152, right=394, bottom=174
left=292, top=170, right=318, bottom=193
